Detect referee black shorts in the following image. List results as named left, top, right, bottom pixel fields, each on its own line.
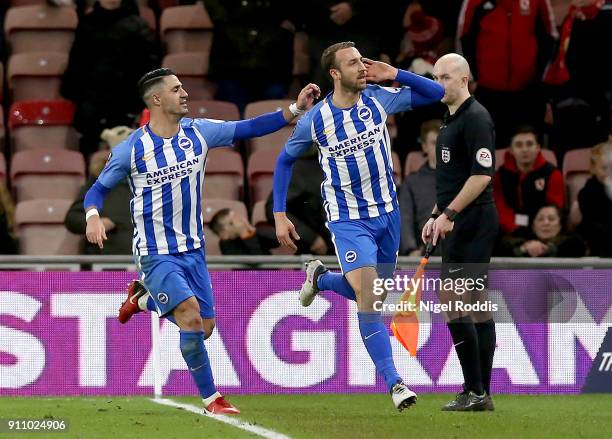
left=440, top=202, right=499, bottom=279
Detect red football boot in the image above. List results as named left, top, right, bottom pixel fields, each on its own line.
left=118, top=280, right=148, bottom=324
left=205, top=395, right=240, bottom=415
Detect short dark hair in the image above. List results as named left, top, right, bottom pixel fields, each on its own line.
left=512, top=125, right=540, bottom=144
left=137, top=68, right=176, bottom=101
left=321, top=41, right=355, bottom=81
left=209, top=208, right=231, bottom=236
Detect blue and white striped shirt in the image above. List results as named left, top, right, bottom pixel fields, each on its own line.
left=97, top=118, right=236, bottom=256
left=285, top=85, right=412, bottom=222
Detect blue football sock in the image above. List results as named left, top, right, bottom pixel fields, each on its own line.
left=358, top=312, right=401, bottom=391
left=179, top=330, right=216, bottom=399
left=317, top=271, right=356, bottom=301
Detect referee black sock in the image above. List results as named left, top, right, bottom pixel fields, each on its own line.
left=475, top=319, right=496, bottom=395
left=447, top=316, right=484, bottom=395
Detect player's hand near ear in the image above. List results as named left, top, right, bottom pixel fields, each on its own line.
left=363, top=58, right=398, bottom=83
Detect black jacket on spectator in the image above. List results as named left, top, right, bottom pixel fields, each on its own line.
left=576, top=176, right=612, bottom=257
left=61, top=0, right=159, bottom=154
left=65, top=177, right=133, bottom=255
left=498, top=228, right=587, bottom=257
left=220, top=228, right=279, bottom=255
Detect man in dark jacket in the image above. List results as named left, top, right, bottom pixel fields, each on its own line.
left=61, top=0, right=159, bottom=156
left=493, top=126, right=564, bottom=234
left=209, top=208, right=279, bottom=255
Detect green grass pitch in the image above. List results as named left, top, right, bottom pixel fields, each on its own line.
left=1, top=394, right=611, bottom=439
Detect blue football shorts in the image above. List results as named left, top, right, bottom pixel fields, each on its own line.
left=136, top=247, right=215, bottom=319
left=326, top=208, right=400, bottom=279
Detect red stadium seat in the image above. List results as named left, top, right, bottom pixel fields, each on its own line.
left=187, top=99, right=240, bottom=121
left=404, top=151, right=426, bottom=176
left=162, top=52, right=215, bottom=99
left=251, top=199, right=269, bottom=227
left=563, top=147, right=592, bottom=206
left=4, top=5, right=77, bottom=54
left=391, top=151, right=402, bottom=184
left=247, top=149, right=278, bottom=203
left=139, top=6, right=156, bottom=31
left=9, top=100, right=79, bottom=151
left=202, top=199, right=249, bottom=255
left=244, top=100, right=295, bottom=154
left=160, top=5, right=214, bottom=54
left=10, top=149, right=85, bottom=201
left=14, top=198, right=82, bottom=254
left=496, top=148, right=558, bottom=170
left=7, top=52, right=68, bottom=102
left=0, top=153, right=6, bottom=184
left=203, top=147, right=244, bottom=200
left=0, top=106, right=5, bottom=152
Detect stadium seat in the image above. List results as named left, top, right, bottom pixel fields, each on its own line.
left=162, top=52, right=215, bottom=99
left=0, top=153, right=6, bottom=184
left=9, top=100, right=79, bottom=151
left=10, top=149, right=85, bottom=201
left=495, top=148, right=558, bottom=170
left=202, top=199, right=249, bottom=255
left=391, top=151, right=402, bottom=184
left=203, top=147, right=244, bottom=200
left=404, top=151, right=426, bottom=176
left=563, top=147, right=592, bottom=206
left=0, top=106, right=5, bottom=152
left=139, top=6, right=156, bottom=31
left=7, top=52, right=68, bottom=102
left=251, top=199, right=269, bottom=227
left=160, top=5, right=214, bottom=54
left=14, top=198, right=82, bottom=254
left=247, top=149, right=277, bottom=203
left=187, top=99, right=240, bottom=121
left=244, top=100, right=295, bottom=154
left=4, top=5, right=77, bottom=54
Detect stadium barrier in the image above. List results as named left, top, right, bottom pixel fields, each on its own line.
left=1, top=258, right=611, bottom=396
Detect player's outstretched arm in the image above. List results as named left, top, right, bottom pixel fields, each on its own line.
left=83, top=143, right=131, bottom=249
left=231, top=84, right=321, bottom=141
left=363, top=58, right=444, bottom=106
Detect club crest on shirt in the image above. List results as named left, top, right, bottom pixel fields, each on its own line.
left=534, top=178, right=546, bottom=191
left=157, top=293, right=169, bottom=304
left=442, top=146, right=451, bottom=163
left=476, top=148, right=492, bottom=168
left=345, top=250, right=357, bottom=263
left=178, top=136, right=193, bottom=151
left=357, top=106, right=372, bottom=122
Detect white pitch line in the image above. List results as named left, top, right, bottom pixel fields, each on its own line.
left=150, top=397, right=293, bottom=439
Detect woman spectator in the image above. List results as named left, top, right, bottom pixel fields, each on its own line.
left=498, top=205, right=587, bottom=257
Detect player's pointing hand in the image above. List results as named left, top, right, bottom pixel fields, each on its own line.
left=273, top=212, right=300, bottom=253
left=86, top=214, right=107, bottom=249
left=296, top=83, right=321, bottom=111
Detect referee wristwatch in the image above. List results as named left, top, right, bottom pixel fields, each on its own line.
left=442, top=207, right=458, bottom=222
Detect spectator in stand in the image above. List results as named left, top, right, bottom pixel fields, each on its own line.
left=295, top=1, right=404, bottom=91
left=399, top=119, right=439, bottom=256
left=61, top=0, right=159, bottom=157
left=494, top=126, right=565, bottom=234
left=575, top=142, right=612, bottom=257
left=0, top=182, right=17, bottom=254
left=498, top=205, right=587, bottom=257
left=209, top=208, right=279, bottom=255
left=64, top=126, right=134, bottom=254
left=265, top=146, right=332, bottom=255
left=203, top=0, right=294, bottom=113
left=458, top=0, right=558, bottom=148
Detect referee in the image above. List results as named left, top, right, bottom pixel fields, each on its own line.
left=421, top=54, right=499, bottom=411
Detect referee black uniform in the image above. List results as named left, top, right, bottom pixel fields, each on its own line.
left=436, top=95, right=499, bottom=411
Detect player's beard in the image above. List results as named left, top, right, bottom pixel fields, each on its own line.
left=340, top=76, right=366, bottom=93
